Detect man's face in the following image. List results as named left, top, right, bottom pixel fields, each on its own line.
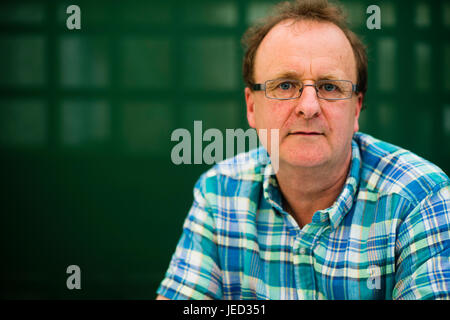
left=245, top=20, right=363, bottom=170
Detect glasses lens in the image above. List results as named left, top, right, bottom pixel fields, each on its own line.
left=316, top=80, right=352, bottom=99
left=266, top=79, right=301, bottom=99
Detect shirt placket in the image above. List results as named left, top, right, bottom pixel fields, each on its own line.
left=292, top=213, right=330, bottom=300
left=292, top=228, right=314, bottom=299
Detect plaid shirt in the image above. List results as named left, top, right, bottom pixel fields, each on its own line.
left=157, top=132, right=450, bottom=300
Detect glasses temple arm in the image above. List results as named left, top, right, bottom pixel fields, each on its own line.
left=252, top=84, right=265, bottom=91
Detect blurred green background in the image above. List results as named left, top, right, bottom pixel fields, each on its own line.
left=0, top=0, right=449, bottom=299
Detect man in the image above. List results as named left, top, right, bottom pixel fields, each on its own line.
left=157, top=0, right=449, bottom=299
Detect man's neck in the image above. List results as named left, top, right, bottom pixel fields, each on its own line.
left=275, top=152, right=352, bottom=228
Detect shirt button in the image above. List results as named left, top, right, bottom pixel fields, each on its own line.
left=299, top=248, right=306, bottom=255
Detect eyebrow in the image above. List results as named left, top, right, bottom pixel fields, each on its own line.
left=273, top=71, right=303, bottom=79
left=271, top=71, right=345, bottom=81
left=317, top=73, right=342, bottom=81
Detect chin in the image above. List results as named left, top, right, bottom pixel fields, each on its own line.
left=279, top=147, right=330, bottom=168
left=276, top=138, right=330, bottom=168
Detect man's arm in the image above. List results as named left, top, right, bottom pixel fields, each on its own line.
left=155, top=174, right=223, bottom=300
left=393, top=184, right=450, bottom=299
left=156, top=295, right=170, bottom=300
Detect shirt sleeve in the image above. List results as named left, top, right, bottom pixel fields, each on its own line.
left=156, top=174, right=223, bottom=300
left=393, top=183, right=450, bottom=299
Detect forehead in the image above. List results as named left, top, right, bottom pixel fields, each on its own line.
left=254, top=19, right=357, bottom=82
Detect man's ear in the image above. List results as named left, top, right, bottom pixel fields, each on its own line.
left=245, top=87, right=256, bottom=128
left=353, top=93, right=363, bottom=133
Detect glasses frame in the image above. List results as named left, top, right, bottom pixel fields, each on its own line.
left=252, top=79, right=359, bottom=101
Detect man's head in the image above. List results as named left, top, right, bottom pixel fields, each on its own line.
left=242, top=0, right=367, bottom=171
left=242, top=0, right=367, bottom=97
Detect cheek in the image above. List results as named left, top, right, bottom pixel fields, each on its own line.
left=255, top=102, right=292, bottom=129
left=324, top=104, right=356, bottom=140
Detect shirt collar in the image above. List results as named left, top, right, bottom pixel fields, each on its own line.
left=262, top=138, right=361, bottom=229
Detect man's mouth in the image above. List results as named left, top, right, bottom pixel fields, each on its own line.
left=289, top=131, right=323, bottom=136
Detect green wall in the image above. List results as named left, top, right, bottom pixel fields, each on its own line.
left=0, top=0, right=449, bottom=299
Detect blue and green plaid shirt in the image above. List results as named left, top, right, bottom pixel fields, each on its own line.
left=157, top=132, right=450, bottom=300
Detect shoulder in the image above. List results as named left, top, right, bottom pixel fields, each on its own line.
left=194, top=147, right=269, bottom=197
left=354, top=132, right=449, bottom=205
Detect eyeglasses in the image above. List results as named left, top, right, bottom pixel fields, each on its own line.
left=252, top=79, right=358, bottom=100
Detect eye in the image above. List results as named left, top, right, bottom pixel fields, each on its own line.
left=322, top=83, right=337, bottom=92
left=278, top=81, right=294, bottom=90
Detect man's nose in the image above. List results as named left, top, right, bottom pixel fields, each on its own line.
left=293, top=84, right=321, bottom=119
